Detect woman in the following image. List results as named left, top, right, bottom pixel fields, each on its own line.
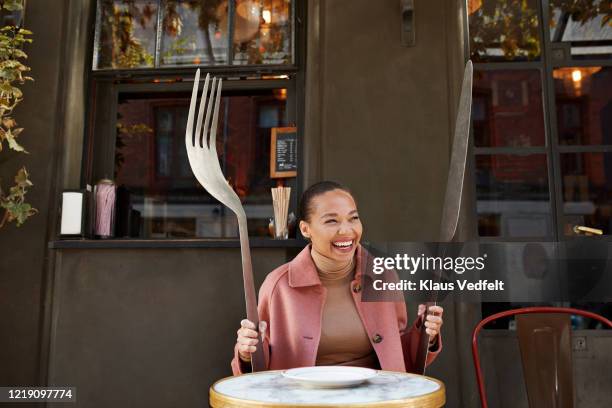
left=232, top=181, right=443, bottom=374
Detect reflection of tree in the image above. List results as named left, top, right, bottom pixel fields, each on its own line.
left=550, top=0, right=612, bottom=41
left=235, top=20, right=288, bottom=64
left=469, top=0, right=541, bottom=61
left=100, top=0, right=156, bottom=68
left=162, top=0, right=224, bottom=63
left=469, top=0, right=612, bottom=61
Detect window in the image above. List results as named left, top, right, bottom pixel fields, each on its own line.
left=93, top=0, right=294, bottom=69
left=468, top=0, right=612, bottom=240
left=86, top=0, right=303, bottom=239
left=468, top=0, right=612, bottom=325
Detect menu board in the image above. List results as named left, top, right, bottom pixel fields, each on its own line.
left=270, top=127, right=297, bottom=178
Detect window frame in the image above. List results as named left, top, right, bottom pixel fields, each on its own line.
left=82, top=0, right=306, bottom=241
left=468, top=0, right=612, bottom=242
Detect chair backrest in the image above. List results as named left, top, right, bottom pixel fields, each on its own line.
left=471, top=307, right=612, bottom=408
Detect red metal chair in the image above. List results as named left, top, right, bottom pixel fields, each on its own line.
left=471, top=307, right=612, bottom=408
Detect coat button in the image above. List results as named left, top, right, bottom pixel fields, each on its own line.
left=353, top=283, right=361, bottom=293
left=372, top=334, right=383, bottom=343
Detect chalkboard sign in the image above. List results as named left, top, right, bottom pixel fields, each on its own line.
left=270, top=127, right=297, bottom=178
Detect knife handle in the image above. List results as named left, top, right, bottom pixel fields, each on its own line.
left=414, top=302, right=434, bottom=374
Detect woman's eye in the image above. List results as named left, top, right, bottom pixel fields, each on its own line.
left=351, top=216, right=360, bottom=221
left=325, top=219, right=337, bottom=224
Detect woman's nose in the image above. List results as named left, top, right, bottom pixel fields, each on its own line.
left=337, top=221, right=352, bottom=234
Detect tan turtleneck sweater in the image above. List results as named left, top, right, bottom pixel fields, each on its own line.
left=312, top=250, right=379, bottom=368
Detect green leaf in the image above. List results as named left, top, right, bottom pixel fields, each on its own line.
left=3, top=3, right=23, bottom=12
left=6, top=129, right=26, bottom=152
left=14, top=167, right=30, bottom=186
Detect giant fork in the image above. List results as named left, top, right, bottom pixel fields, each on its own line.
left=185, top=69, right=266, bottom=372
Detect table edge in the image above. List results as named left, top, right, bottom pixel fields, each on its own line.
left=209, top=370, right=446, bottom=408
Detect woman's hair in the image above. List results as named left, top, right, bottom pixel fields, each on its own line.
left=298, top=181, right=353, bottom=222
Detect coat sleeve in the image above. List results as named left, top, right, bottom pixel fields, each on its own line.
left=230, top=280, right=273, bottom=375
left=396, top=301, right=442, bottom=373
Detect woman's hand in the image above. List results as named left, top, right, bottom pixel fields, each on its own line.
left=236, top=319, right=267, bottom=362
left=418, top=304, right=444, bottom=344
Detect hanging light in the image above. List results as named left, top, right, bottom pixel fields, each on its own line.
left=262, top=9, right=272, bottom=24
left=553, top=67, right=602, bottom=96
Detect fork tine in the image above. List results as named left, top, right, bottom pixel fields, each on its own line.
left=202, top=77, right=217, bottom=149
left=209, top=78, right=223, bottom=157
left=186, top=68, right=201, bottom=147
left=195, top=73, right=210, bottom=148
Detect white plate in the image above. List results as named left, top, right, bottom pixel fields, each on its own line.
left=281, top=366, right=378, bottom=388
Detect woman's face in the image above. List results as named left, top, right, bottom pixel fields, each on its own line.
left=299, top=189, right=363, bottom=263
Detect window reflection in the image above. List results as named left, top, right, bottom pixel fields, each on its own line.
left=550, top=0, right=612, bottom=58
left=473, top=70, right=546, bottom=147
left=114, top=88, right=289, bottom=238
left=95, top=0, right=158, bottom=69
left=476, top=154, right=551, bottom=237
left=468, top=0, right=541, bottom=61
left=561, top=153, right=612, bottom=236
left=94, top=0, right=294, bottom=69
left=232, top=0, right=292, bottom=65
left=160, top=0, right=229, bottom=66
left=554, top=66, right=612, bottom=145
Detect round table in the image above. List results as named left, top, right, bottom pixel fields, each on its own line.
left=210, top=370, right=445, bottom=407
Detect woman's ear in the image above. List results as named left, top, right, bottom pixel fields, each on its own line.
left=299, top=220, right=311, bottom=239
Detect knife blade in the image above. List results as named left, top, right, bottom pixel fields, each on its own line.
left=413, top=60, right=473, bottom=374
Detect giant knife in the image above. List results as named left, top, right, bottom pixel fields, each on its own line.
left=413, top=60, right=473, bottom=374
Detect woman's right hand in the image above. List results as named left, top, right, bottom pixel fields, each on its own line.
left=236, top=319, right=267, bottom=362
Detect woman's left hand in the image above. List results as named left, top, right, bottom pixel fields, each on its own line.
left=418, top=304, right=444, bottom=343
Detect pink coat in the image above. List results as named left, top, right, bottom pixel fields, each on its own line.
left=231, top=244, right=441, bottom=375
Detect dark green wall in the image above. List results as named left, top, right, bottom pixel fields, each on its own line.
left=46, top=247, right=295, bottom=408
left=0, top=0, right=67, bottom=389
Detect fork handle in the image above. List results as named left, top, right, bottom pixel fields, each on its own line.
left=237, top=217, right=266, bottom=372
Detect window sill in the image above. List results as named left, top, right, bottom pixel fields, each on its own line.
left=49, top=238, right=307, bottom=250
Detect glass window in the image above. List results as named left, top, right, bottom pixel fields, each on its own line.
left=468, top=0, right=541, bottom=62
left=553, top=66, right=612, bottom=145
left=160, top=1, right=229, bottom=66
left=473, top=69, right=546, bottom=147
left=93, top=0, right=294, bottom=70
left=232, top=0, right=293, bottom=65
left=94, top=0, right=158, bottom=69
left=114, top=87, right=290, bottom=238
left=560, top=153, right=612, bottom=236
left=476, top=154, right=551, bottom=237
left=550, top=0, right=612, bottom=58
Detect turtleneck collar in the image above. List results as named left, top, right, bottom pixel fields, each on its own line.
left=310, top=246, right=355, bottom=281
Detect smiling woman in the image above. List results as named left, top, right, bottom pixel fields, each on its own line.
left=231, top=181, right=445, bottom=374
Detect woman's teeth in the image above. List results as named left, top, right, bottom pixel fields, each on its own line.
left=333, top=240, right=353, bottom=248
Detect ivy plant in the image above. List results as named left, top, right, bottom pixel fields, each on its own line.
left=0, top=0, right=36, bottom=228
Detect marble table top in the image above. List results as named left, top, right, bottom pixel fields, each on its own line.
left=210, top=370, right=444, bottom=407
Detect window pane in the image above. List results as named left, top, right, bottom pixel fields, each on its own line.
left=160, top=0, right=229, bottom=66
left=561, top=153, right=612, bottom=236
left=94, top=0, right=158, bottom=69
left=232, top=0, right=292, bottom=65
left=550, top=0, right=612, bottom=58
left=554, top=66, right=612, bottom=145
left=476, top=154, right=551, bottom=237
left=114, top=88, right=290, bottom=238
left=468, top=0, right=541, bottom=62
left=473, top=70, right=545, bottom=147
